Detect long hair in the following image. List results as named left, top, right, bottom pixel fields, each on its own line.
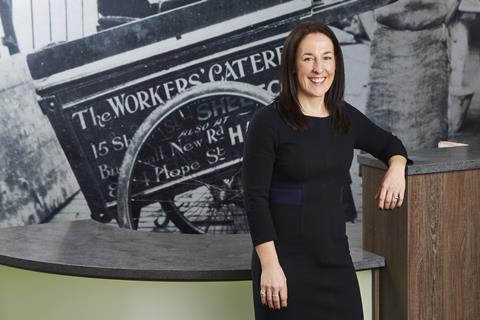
left=274, top=21, right=350, bottom=134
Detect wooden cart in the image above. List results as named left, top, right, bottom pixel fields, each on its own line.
left=27, top=0, right=394, bottom=233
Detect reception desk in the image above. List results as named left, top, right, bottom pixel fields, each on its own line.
left=358, top=144, right=480, bottom=320
left=0, top=220, right=384, bottom=320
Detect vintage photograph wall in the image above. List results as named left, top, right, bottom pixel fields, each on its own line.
left=1, top=0, right=479, bottom=232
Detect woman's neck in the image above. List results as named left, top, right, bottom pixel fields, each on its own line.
left=297, top=95, right=330, bottom=117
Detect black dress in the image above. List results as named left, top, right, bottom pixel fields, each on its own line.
left=242, top=101, right=409, bottom=319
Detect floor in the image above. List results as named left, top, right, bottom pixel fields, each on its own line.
left=49, top=188, right=364, bottom=248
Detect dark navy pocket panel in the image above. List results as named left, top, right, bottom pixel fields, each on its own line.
left=269, top=187, right=303, bottom=205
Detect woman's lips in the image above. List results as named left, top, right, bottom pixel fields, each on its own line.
left=309, top=77, right=326, bottom=84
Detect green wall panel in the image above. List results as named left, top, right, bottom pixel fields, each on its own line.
left=0, top=265, right=373, bottom=320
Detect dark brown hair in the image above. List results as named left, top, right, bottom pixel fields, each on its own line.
left=275, top=21, right=350, bottom=133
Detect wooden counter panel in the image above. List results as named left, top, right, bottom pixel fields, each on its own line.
left=408, top=170, right=480, bottom=320
left=363, top=166, right=480, bottom=320
left=407, top=172, right=444, bottom=320
left=362, top=167, right=407, bottom=320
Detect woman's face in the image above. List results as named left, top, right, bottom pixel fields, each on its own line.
left=295, top=32, right=336, bottom=102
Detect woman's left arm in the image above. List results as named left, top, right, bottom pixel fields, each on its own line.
left=374, top=155, right=407, bottom=210
left=345, top=102, right=412, bottom=210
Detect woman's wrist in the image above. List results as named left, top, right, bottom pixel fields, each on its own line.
left=259, top=253, right=280, bottom=269
left=261, top=261, right=281, bottom=270
left=255, top=241, right=280, bottom=269
left=388, top=155, right=407, bottom=169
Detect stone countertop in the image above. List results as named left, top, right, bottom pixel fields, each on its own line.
left=0, top=220, right=384, bottom=281
left=357, top=144, right=480, bottom=175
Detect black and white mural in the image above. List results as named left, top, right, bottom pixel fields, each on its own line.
left=0, top=0, right=479, bottom=232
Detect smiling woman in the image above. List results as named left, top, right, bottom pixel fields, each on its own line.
left=242, top=21, right=410, bottom=319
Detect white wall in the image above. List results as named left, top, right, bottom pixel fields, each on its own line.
left=10, top=0, right=98, bottom=54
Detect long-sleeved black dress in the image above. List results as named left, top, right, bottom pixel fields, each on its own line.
left=242, top=101, right=410, bottom=319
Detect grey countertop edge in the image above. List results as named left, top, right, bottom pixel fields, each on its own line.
left=357, top=144, right=480, bottom=175
left=0, top=254, right=385, bottom=281
left=0, top=255, right=253, bottom=281
left=353, top=259, right=385, bottom=272
left=405, top=161, right=480, bottom=175
left=350, top=247, right=385, bottom=271
left=358, top=156, right=480, bottom=175
left=0, top=221, right=385, bottom=281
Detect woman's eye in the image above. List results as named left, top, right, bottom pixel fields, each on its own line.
left=304, top=57, right=313, bottom=62
left=324, top=56, right=333, bottom=60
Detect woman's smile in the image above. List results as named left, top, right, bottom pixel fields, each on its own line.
left=308, top=76, right=327, bottom=85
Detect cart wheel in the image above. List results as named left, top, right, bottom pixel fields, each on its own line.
left=159, top=165, right=248, bottom=234
left=116, top=81, right=273, bottom=233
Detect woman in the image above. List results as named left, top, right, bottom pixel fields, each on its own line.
left=242, top=21, right=410, bottom=319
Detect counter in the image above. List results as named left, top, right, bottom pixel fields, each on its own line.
left=0, top=220, right=384, bottom=320
left=358, top=143, right=480, bottom=320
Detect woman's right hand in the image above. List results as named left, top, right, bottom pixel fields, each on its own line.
left=260, top=263, right=288, bottom=310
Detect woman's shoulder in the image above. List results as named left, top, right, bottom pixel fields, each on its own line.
left=250, top=101, right=282, bottom=126
left=341, top=101, right=366, bottom=122
left=342, top=101, right=358, bottom=115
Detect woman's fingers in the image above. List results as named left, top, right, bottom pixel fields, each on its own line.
left=391, top=189, right=403, bottom=209
left=272, top=291, right=281, bottom=309
left=261, top=285, right=287, bottom=309
left=385, top=189, right=396, bottom=209
left=383, top=189, right=392, bottom=209
left=280, top=285, right=288, bottom=308
left=377, top=166, right=406, bottom=209
left=266, top=288, right=274, bottom=309
left=396, top=191, right=404, bottom=208
left=265, top=287, right=285, bottom=309
left=377, top=187, right=387, bottom=209
left=377, top=187, right=405, bottom=209
left=260, top=287, right=266, bottom=305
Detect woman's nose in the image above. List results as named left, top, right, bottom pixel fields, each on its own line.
left=312, top=62, right=322, bottom=73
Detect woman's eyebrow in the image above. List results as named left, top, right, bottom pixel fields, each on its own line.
left=302, top=51, right=334, bottom=55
